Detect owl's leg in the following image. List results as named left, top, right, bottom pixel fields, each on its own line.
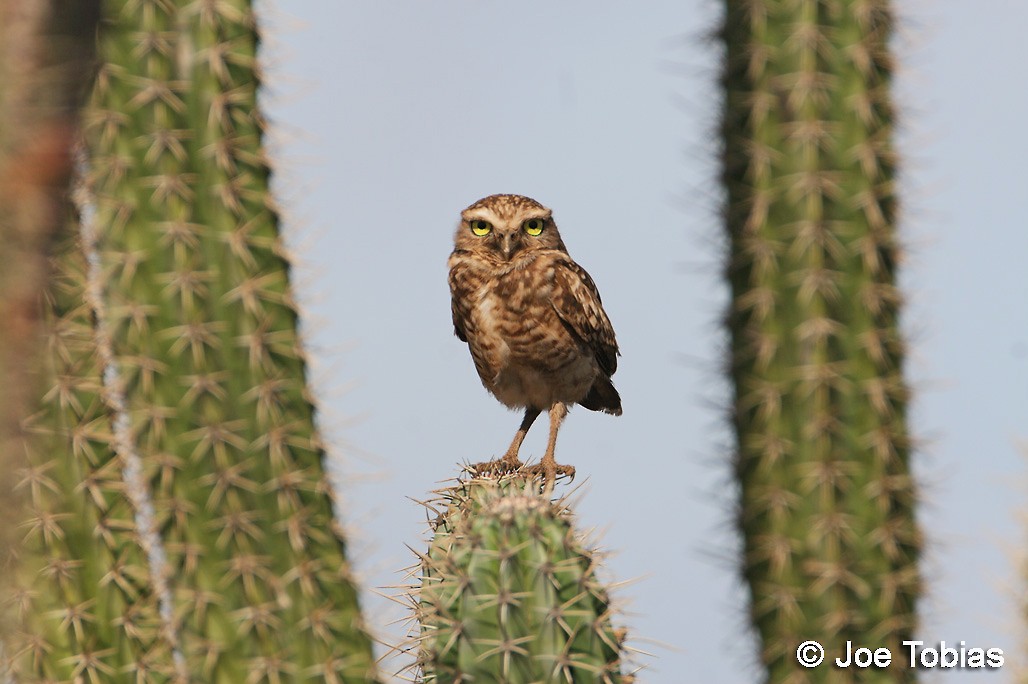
left=525, top=402, right=575, bottom=485
left=469, top=407, right=540, bottom=476
left=501, top=407, right=542, bottom=467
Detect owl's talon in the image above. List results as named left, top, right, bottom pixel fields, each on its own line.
left=468, top=457, right=523, bottom=478
left=522, top=462, right=575, bottom=486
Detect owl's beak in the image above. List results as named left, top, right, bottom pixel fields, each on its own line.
left=500, top=232, right=514, bottom=259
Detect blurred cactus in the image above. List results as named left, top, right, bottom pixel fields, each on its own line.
left=408, top=476, right=631, bottom=683
left=3, top=0, right=377, bottom=680
left=0, top=0, right=100, bottom=651
left=717, top=0, right=921, bottom=680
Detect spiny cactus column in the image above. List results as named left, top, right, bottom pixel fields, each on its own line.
left=411, top=476, right=630, bottom=683
left=86, top=1, right=376, bottom=680
left=0, top=0, right=99, bottom=644
left=718, top=0, right=920, bottom=681
left=6, top=225, right=175, bottom=683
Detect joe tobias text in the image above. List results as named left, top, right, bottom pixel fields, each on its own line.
left=835, top=640, right=1004, bottom=670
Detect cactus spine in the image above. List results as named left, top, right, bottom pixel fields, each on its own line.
left=718, top=0, right=920, bottom=680
left=412, top=477, right=630, bottom=683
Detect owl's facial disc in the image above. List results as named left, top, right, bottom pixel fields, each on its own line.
left=460, top=202, right=551, bottom=261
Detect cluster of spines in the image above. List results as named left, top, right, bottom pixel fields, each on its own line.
left=718, top=0, right=920, bottom=680
left=5, top=224, right=175, bottom=683
left=406, top=476, right=631, bottom=683
left=84, top=0, right=375, bottom=680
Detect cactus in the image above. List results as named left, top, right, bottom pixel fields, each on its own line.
left=79, top=0, right=377, bottom=680
left=717, top=0, right=921, bottom=680
left=409, top=476, right=631, bottom=683
left=0, top=0, right=100, bottom=655
left=3, top=0, right=376, bottom=680
left=6, top=221, right=176, bottom=682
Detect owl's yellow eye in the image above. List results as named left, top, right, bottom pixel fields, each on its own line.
left=469, top=220, right=492, bottom=236
left=523, top=218, right=544, bottom=236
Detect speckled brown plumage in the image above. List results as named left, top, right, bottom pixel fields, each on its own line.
left=447, top=194, right=621, bottom=484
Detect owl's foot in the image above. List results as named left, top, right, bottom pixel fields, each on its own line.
left=523, top=460, right=575, bottom=486
left=467, top=455, right=523, bottom=478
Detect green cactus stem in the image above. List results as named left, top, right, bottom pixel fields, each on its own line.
left=718, top=0, right=921, bottom=681
left=5, top=220, right=176, bottom=683
left=0, top=4, right=106, bottom=676
left=83, top=0, right=377, bottom=680
left=0, top=0, right=99, bottom=430
left=411, top=475, right=631, bottom=683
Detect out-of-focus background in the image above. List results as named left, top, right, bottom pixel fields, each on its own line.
left=259, top=2, right=1028, bottom=681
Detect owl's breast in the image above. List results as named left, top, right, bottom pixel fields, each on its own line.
left=460, top=266, right=596, bottom=409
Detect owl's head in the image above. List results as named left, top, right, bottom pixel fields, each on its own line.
left=454, top=194, right=567, bottom=260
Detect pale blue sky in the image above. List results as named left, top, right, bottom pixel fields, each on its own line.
left=260, top=2, right=1028, bottom=681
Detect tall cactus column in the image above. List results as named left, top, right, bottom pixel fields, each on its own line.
left=86, top=1, right=376, bottom=680
left=718, top=1, right=920, bottom=681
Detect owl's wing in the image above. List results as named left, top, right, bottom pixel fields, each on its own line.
left=448, top=254, right=470, bottom=342
left=551, top=258, right=619, bottom=376
left=451, top=297, right=468, bottom=342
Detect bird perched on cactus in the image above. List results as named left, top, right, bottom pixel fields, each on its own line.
left=447, top=194, right=621, bottom=484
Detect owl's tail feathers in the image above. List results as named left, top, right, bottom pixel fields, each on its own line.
left=579, top=376, right=622, bottom=416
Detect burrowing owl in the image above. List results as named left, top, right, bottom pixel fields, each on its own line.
left=448, top=194, right=621, bottom=484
